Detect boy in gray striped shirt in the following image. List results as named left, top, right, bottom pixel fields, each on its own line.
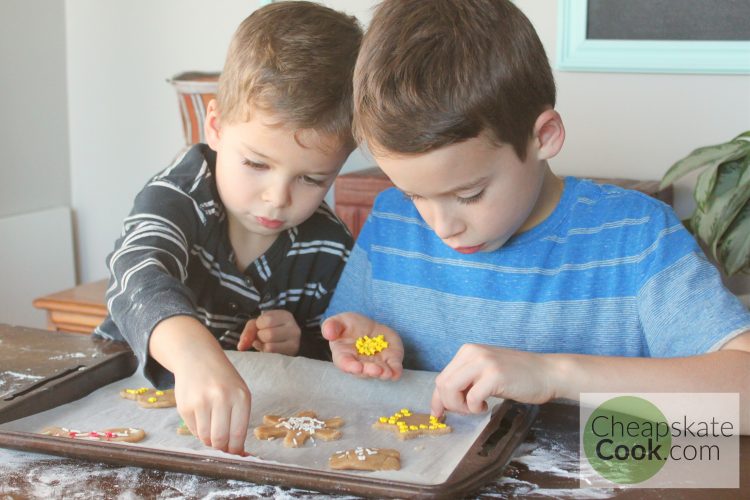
left=95, top=2, right=362, bottom=455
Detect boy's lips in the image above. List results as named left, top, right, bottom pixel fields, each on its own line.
left=453, top=244, right=484, bottom=254
left=256, top=216, right=284, bottom=229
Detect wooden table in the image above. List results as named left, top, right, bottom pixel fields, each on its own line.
left=0, top=326, right=746, bottom=498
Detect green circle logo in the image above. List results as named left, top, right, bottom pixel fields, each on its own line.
left=583, top=396, right=671, bottom=484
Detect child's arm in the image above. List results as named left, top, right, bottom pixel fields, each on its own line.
left=150, top=315, right=251, bottom=454
left=430, top=331, right=750, bottom=433
left=322, top=312, right=404, bottom=380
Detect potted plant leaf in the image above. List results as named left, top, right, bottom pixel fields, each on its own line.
left=660, top=131, right=750, bottom=306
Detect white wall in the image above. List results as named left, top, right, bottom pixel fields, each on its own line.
left=3, top=0, right=749, bottom=314
left=0, top=0, right=75, bottom=327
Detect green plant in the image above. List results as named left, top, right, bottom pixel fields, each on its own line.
left=660, top=131, right=750, bottom=276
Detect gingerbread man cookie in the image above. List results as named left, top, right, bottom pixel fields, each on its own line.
left=254, top=410, right=344, bottom=448
left=373, top=408, right=451, bottom=440
left=41, top=426, right=146, bottom=443
left=119, top=387, right=176, bottom=408
left=329, top=447, right=401, bottom=471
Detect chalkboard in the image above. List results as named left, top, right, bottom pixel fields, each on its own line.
left=586, top=0, right=750, bottom=41
left=557, top=0, right=750, bottom=74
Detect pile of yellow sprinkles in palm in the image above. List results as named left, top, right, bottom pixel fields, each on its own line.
left=355, top=334, right=389, bottom=356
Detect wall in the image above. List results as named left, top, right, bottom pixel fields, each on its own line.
left=3, top=0, right=749, bottom=319
left=0, top=0, right=75, bottom=327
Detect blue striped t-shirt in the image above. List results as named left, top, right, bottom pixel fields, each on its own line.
left=325, top=177, right=750, bottom=372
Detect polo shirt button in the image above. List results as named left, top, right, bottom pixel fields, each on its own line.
left=229, top=302, right=238, bottom=311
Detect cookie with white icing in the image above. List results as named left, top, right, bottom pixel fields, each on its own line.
left=329, top=447, right=401, bottom=471
left=254, top=410, right=344, bottom=448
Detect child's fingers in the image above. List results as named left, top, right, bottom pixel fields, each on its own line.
left=430, top=387, right=446, bottom=419
left=237, top=319, right=259, bottom=351
left=227, top=400, right=250, bottom=456
left=332, top=348, right=364, bottom=375
left=194, top=406, right=212, bottom=447
left=362, top=361, right=384, bottom=378
left=321, top=317, right=345, bottom=341
left=210, top=403, right=231, bottom=452
left=256, top=309, right=294, bottom=330
left=385, top=356, right=403, bottom=381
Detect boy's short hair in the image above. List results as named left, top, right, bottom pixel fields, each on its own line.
left=354, top=0, right=555, bottom=160
left=217, top=1, right=362, bottom=148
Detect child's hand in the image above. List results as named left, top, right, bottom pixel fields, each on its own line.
left=321, top=312, right=404, bottom=380
left=150, top=315, right=252, bottom=455
left=237, top=310, right=301, bottom=355
left=174, top=352, right=252, bottom=456
left=431, top=344, right=557, bottom=418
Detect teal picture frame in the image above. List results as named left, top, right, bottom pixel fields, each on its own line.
left=556, top=0, right=750, bottom=74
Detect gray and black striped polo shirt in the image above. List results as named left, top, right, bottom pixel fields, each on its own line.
left=94, top=144, right=352, bottom=387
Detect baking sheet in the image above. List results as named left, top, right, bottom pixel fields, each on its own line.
left=0, top=351, right=502, bottom=486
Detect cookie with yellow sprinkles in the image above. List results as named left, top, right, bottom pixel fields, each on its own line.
left=119, top=387, right=176, bottom=408
left=355, top=334, right=389, bottom=356
left=373, top=408, right=452, bottom=440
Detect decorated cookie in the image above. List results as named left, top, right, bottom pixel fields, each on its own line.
left=119, top=387, right=176, bottom=408
left=41, top=426, right=146, bottom=443
left=373, top=408, right=451, bottom=440
left=254, top=410, right=344, bottom=448
left=176, top=420, right=192, bottom=436
left=355, top=334, right=388, bottom=356
left=329, top=447, right=401, bottom=471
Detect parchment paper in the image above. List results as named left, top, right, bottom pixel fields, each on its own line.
left=0, top=351, right=502, bottom=485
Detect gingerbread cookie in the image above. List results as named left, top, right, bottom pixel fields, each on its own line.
left=41, top=426, right=146, bottom=443
left=119, top=387, right=176, bottom=408
left=329, top=447, right=401, bottom=471
left=254, top=410, right=344, bottom=448
left=176, top=420, right=192, bottom=436
left=373, top=408, right=451, bottom=440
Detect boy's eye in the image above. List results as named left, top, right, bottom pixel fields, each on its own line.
left=300, top=175, right=325, bottom=187
left=457, top=190, right=485, bottom=205
left=242, top=159, right=267, bottom=170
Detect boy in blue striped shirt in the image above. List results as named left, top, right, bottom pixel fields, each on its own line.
left=322, top=0, right=750, bottom=431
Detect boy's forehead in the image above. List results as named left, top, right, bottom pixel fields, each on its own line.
left=373, top=136, right=504, bottom=194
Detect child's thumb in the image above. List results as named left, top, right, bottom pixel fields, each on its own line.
left=321, top=317, right=345, bottom=341
left=237, top=318, right=259, bottom=351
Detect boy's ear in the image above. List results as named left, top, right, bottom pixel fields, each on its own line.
left=204, top=99, right=222, bottom=150
left=533, top=109, right=565, bottom=161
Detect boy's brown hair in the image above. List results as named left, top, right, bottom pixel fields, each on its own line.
left=217, top=1, right=362, bottom=148
left=354, top=0, right=555, bottom=160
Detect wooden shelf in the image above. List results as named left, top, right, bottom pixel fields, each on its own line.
left=32, top=279, right=108, bottom=334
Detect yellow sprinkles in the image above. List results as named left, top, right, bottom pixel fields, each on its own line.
left=377, top=408, right=447, bottom=433
left=355, top=334, right=389, bottom=356
left=125, top=387, right=149, bottom=395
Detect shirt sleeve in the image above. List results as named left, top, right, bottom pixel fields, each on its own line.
left=104, top=178, right=203, bottom=386
left=323, top=213, right=376, bottom=322
left=637, top=207, right=750, bottom=357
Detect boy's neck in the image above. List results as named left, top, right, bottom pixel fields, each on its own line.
left=516, top=164, right=563, bottom=234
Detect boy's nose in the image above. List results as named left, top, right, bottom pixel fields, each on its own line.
left=430, top=207, right=463, bottom=241
left=262, top=183, right=291, bottom=208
